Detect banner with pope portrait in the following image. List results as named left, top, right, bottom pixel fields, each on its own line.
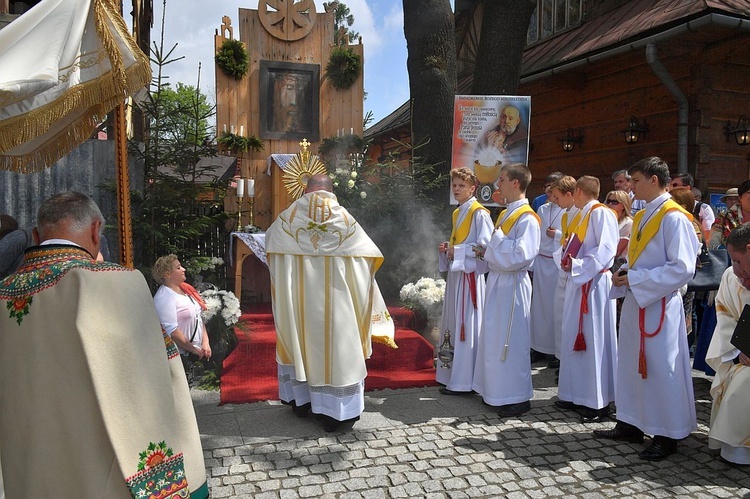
left=451, top=95, right=531, bottom=205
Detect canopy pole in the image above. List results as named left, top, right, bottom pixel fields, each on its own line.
left=114, top=101, right=134, bottom=267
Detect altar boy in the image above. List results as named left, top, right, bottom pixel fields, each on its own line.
left=557, top=176, right=619, bottom=422
left=472, top=163, right=541, bottom=417
left=437, top=167, right=494, bottom=394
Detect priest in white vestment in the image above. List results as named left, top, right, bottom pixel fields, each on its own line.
left=472, top=164, right=540, bottom=417
left=706, top=225, right=750, bottom=465
left=436, top=168, right=493, bottom=394
left=0, top=192, right=208, bottom=498
left=266, top=175, right=394, bottom=432
left=596, top=157, right=699, bottom=462
left=557, top=176, right=618, bottom=423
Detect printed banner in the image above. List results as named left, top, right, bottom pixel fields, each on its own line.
left=451, top=95, right=531, bottom=205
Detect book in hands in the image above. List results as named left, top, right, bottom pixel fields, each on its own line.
left=561, top=234, right=582, bottom=267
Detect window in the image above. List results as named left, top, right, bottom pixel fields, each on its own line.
left=527, top=0, right=582, bottom=44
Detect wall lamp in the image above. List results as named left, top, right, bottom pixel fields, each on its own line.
left=561, top=128, right=583, bottom=152
left=623, top=116, right=649, bottom=144
left=725, top=116, right=749, bottom=146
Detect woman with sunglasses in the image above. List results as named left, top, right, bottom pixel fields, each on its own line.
left=604, top=190, right=633, bottom=272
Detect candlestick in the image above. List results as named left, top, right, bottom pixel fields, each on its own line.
left=247, top=178, right=255, bottom=197
left=248, top=197, right=254, bottom=227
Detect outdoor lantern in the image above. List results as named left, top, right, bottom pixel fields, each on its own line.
left=725, top=116, right=749, bottom=146
left=623, top=116, right=649, bottom=144
left=561, top=128, right=583, bottom=152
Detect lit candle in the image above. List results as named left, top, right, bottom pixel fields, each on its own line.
left=240, top=125, right=244, bottom=136
left=236, top=178, right=244, bottom=198
left=231, top=125, right=235, bottom=134
left=247, top=178, right=255, bottom=197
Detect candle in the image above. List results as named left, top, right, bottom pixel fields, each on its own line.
left=236, top=178, right=244, bottom=198
left=240, top=125, right=244, bottom=136
left=231, top=125, right=235, bottom=134
left=350, top=127, right=353, bottom=135
left=223, top=124, right=227, bottom=132
left=247, top=178, right=255, bottom=197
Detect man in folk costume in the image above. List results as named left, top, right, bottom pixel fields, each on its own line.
left=266, top=174, right=395, bottom=432
left=548, top=176, right=581, bottom=364
left=556, top=176, right=619, bottom=422
left=472, top=164, right=541, bottom=417
left=705, top=223, right=750, bottom=465
left=0, top=192, right=208, bottom=498
left=595, top=157, right=700, bottom=461
left=530, top=172, right=565, bottom=361
left=437, top=167, right=494, bottom=394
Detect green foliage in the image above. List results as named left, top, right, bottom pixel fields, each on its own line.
left=325, top=47, right=362, bottom=90
left=215, top=39, right=249, bottom=79
left=129, top=32, right=231, bottom=272
left=217, top=131, right=264, bottom=155
left=324, top=139, right=450, bottom=299
left=325, top=1, right=360, bottom=45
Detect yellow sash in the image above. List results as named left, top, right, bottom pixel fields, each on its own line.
left=561, top=210, right=582, bottom=247
left=574, top=203, right=616, bottom=243
left=627, top=199, right=692, bottom=267
left=450, top=200, right=489, bottom=246
left=495, top=204, right=541, bottom=233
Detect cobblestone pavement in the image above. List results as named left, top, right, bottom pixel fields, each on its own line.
left=192, top=362, right=750, bottom=498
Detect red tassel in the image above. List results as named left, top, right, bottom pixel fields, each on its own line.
left=638, top=347, right=647, bottom=379
left=573, top=331, right=587, bottom=351
left=460, top=323, right=465, bottom=342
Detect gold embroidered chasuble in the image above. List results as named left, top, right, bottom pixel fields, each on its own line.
left=0, top=246, right=207, bottom=498
left=266, top=191, right=396, bottom=388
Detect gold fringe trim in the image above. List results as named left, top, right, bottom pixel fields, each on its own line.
left=0, top=0, right=152, bottom=170
left=372, top=334, right=398, bottom=350
left=0, top=62, right=151, bottom=173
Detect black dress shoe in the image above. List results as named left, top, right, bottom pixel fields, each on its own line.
left=639, top=440, right=677, bottom=461
left=578, top=406, right=610, bottom=423
left=554, top=399, right=579, bottom=411
left=439, top=387, right=472, bottom=396
left=593, top=423, right=644, bottom=444
left=547, top=357, right=560, bottom=369
left=497, top=400, right=531, bottom=417
left=530, top=350, right=546, bottom=364
left=322, top=415, right=360, bottom=433
left=291, top=401, right=311, bottom=418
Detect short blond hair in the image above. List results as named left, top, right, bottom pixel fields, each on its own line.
left=550, top=175, right=576, bottom=194
left=152, top=254, right=178, bottom=285
left=451, top=167, right=478, bottom=186
left=576, top=175, right=600, bottom=198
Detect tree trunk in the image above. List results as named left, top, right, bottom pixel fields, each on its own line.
left=471, top=0, right=536, bottom=95
left=403, top=0, right=456, bottom=184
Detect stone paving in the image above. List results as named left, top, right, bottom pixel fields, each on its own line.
left=192, top=362, right=750, bottom=498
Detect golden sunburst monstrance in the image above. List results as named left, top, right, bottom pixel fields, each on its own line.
left=282, top=138, right=328, bottom=199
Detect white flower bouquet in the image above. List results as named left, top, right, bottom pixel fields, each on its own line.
left=198, top=285, right=242, bottom=369
left=399, top=277, right=446, bottom=316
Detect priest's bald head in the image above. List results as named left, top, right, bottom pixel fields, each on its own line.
left=305, top=174, right=333, bottom=194
left=36, top=191, right=104, bottom=258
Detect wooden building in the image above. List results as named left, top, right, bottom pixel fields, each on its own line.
left=215, top=3, right=364, bottom=229
left=366, top=0, right=750, bottom=200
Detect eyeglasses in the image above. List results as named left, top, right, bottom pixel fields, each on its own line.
left=605, top=199, right=620, bottom=205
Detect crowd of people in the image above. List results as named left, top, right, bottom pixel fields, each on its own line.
left=0, top=158, right=748, bottom=496
left=435, top=156, right=750, bottom=465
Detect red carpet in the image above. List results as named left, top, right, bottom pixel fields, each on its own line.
left=220, top=303, right=438, bottom=405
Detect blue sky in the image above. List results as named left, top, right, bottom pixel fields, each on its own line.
left=149, top=0, right=410, bottom=130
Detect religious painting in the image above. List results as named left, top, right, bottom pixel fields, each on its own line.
left=259, top=60, right=320, bottom=142
left=451, top=95, right=531, bottom=205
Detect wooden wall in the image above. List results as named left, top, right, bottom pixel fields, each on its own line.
left=520, top=31, right=750, bottom=201
left=215, top=8, right=365, bottom=228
